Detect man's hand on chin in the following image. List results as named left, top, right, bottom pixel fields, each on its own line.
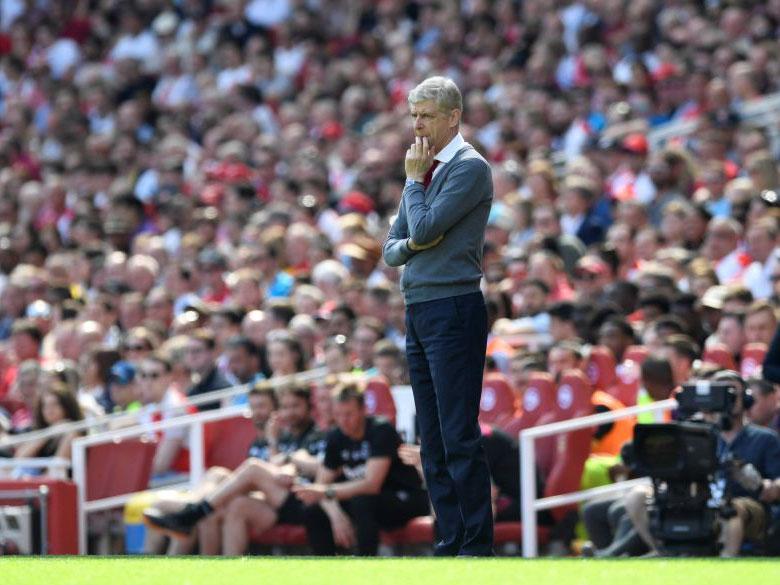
left=408, top=234, right=444, bottom=251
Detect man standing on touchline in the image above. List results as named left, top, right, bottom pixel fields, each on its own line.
left=382, top=76, right=494, bottom=556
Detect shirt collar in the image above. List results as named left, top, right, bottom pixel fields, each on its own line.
left=434, top=132, right=465, bottom=164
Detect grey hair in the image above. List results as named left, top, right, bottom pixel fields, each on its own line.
left=408, top=76, right=463, bottom=112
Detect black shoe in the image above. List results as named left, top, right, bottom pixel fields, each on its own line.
left=143, top=503, right=206, bottom=539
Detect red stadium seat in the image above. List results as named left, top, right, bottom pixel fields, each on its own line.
left=554, top=369, right=594, bottom=421
left=363, top=377, right=397, bottom=425
left=204, top=415, right=258, bottom=470
left=585, top=346, right=617, bottom=391
left=480, top=372, right=519, bottom=427
left=740, top=343, right=767, bottom=379
left=380, top=515, right=435, bottom=547
left=543, top=424, right=595, bottom=522
left=503, top=372, right=556, bottom=436
left=623, top=345, right=650, bottom=365
left=702, top=344, right=737, bottom=371
left=86, top=438, right=157, bottom=501
left=610, top=358, right=642, bottom=406
left=249, top=524, right=308, bottom=547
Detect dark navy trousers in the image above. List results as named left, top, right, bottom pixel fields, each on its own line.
left=405, top=291, right=494, bottom=556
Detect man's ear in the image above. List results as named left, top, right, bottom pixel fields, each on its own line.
left=449, top=108, right=462, bottom=129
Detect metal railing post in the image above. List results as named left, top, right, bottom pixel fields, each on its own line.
left=520, top=430, right=537, bottom=558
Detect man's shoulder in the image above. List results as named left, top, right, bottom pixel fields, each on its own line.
left=455, top=143, right=490, bottom=167
left=743, top=423, right=780, bottom=442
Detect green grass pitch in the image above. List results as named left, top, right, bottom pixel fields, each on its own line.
left=2, top=558, right=779, bottom=585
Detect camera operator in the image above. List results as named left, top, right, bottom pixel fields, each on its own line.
left=625, top=371, right=780, bottom=557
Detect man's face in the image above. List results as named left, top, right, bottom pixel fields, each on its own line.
left=137, top=360, right=169, bottom=404
left=748, top=387, right=779, bottom=427
left=746, top=225, right=775, bottom=262
left=226, top=347, right=256, bottom=383
left=598, top=323, right=630, bottom=361
left=249, top=393, right=275, bottom=429
left=520, top=284, right=547, bottom=316
left=705, top=225, right=737, bottom=261
left=548, top=348, right=578, bottom=379
left=279, top=392, right=311, bottom=431
left=184, top=339, right=213, bottom=374
left=409, top=99, right=459, bottom=154
left=716, top=316, right=745, bottom=356
left=744, top=310, right=776, bottom=345
left=532, top=208, right=559, bottom=237
left=333, top=398, right=365, bottom=439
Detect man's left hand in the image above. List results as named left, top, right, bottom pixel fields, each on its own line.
left=292, top=483, right=326, bottom=505
left=405, top=136, right=434, bottom=182
left=760, top=479, right=780, bottom=503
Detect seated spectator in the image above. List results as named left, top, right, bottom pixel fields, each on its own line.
left=4, top=360, right=41, bottom=433
left=660, top=335, right=700, bottom=385
left=547, top=341, right=584, bottom=383
left=144, top=384, right=324, bottom=554
left=107, top=361, right=141, bottom=416
left=184, top=329, right=231, bottom=410
left=548, top=302, right=579, bottom=343
left=597, top=317, right=636, bottom=363
left=746, top=378, right=779, bottom=432
left=13, top=382, right=84, bottom=473
left=636, top=356, right=676, bottom=424
left=744, top=301, right=777, bottom=346
left=293, top=383, right=429, bottom=556
left=136, top=353, right=193, bottom=476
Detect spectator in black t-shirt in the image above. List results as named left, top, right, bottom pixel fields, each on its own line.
left=292, top=383, right=429, bottom=556
left=144, top=384, right=326, bottom=555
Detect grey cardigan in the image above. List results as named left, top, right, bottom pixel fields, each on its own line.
left=382, top=143, right=493, bottom=305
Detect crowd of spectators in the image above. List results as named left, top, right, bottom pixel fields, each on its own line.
left=1, top=0, right=780, bottom=556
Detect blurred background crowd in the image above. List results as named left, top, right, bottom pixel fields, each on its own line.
left=0, top=0, right=779, bottom=536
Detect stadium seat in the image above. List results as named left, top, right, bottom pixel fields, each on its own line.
left=740, top=343, right=767, bottom=379
left=702, top=344, right=737, bottom=371
left=363, top=376, right=397, bottom=425
left=380, top=515, right=434, bottom=548
left=623, top=345, right=650, bottom=365
left=86, top=438, right=157, bottom=501
left=585, top=346, right=617, bottom=391
left=479, top=372, right=519, bottom=427
left=249, top=524, right=308, bottom=547
left=554, top=369, right=594, bottom=421
left=543, top=423, right=595, bottom=522
left=502, top=372, right=556, bottom=437
left=203, top=415, right=258, bottom=470
left=609, top=358, right=642, bottom=406
left=542, top=370, right=595, bottom=520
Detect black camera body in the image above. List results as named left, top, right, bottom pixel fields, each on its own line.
left=625, top=381, right=741, bottom=556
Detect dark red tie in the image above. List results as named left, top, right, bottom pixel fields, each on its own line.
left=423, top=160, right=440, bottom=188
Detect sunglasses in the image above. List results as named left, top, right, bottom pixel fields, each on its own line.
left=126, top=344, right=149, bottom=352
left=139, top=371, right=164, bottom=380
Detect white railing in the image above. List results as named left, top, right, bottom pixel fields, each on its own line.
left=0, top=367, right=329, bottom=451
left=71, top=403, right=249, bottom=555
left=519, top=398, right=677, bottom=557
left=648, top=90, right=780, bottom=150
left=0, top=457, right=71, bottom=480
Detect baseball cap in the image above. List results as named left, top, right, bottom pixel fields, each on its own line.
left=575, top=256, right=610, bottom=277
left=338, top=191, right=375, bottom=215
left=109, top=361, right=136, bottom=385
left=700, top=285, right=728, bottom=310
left=620, top=133, right=649, bottom=156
